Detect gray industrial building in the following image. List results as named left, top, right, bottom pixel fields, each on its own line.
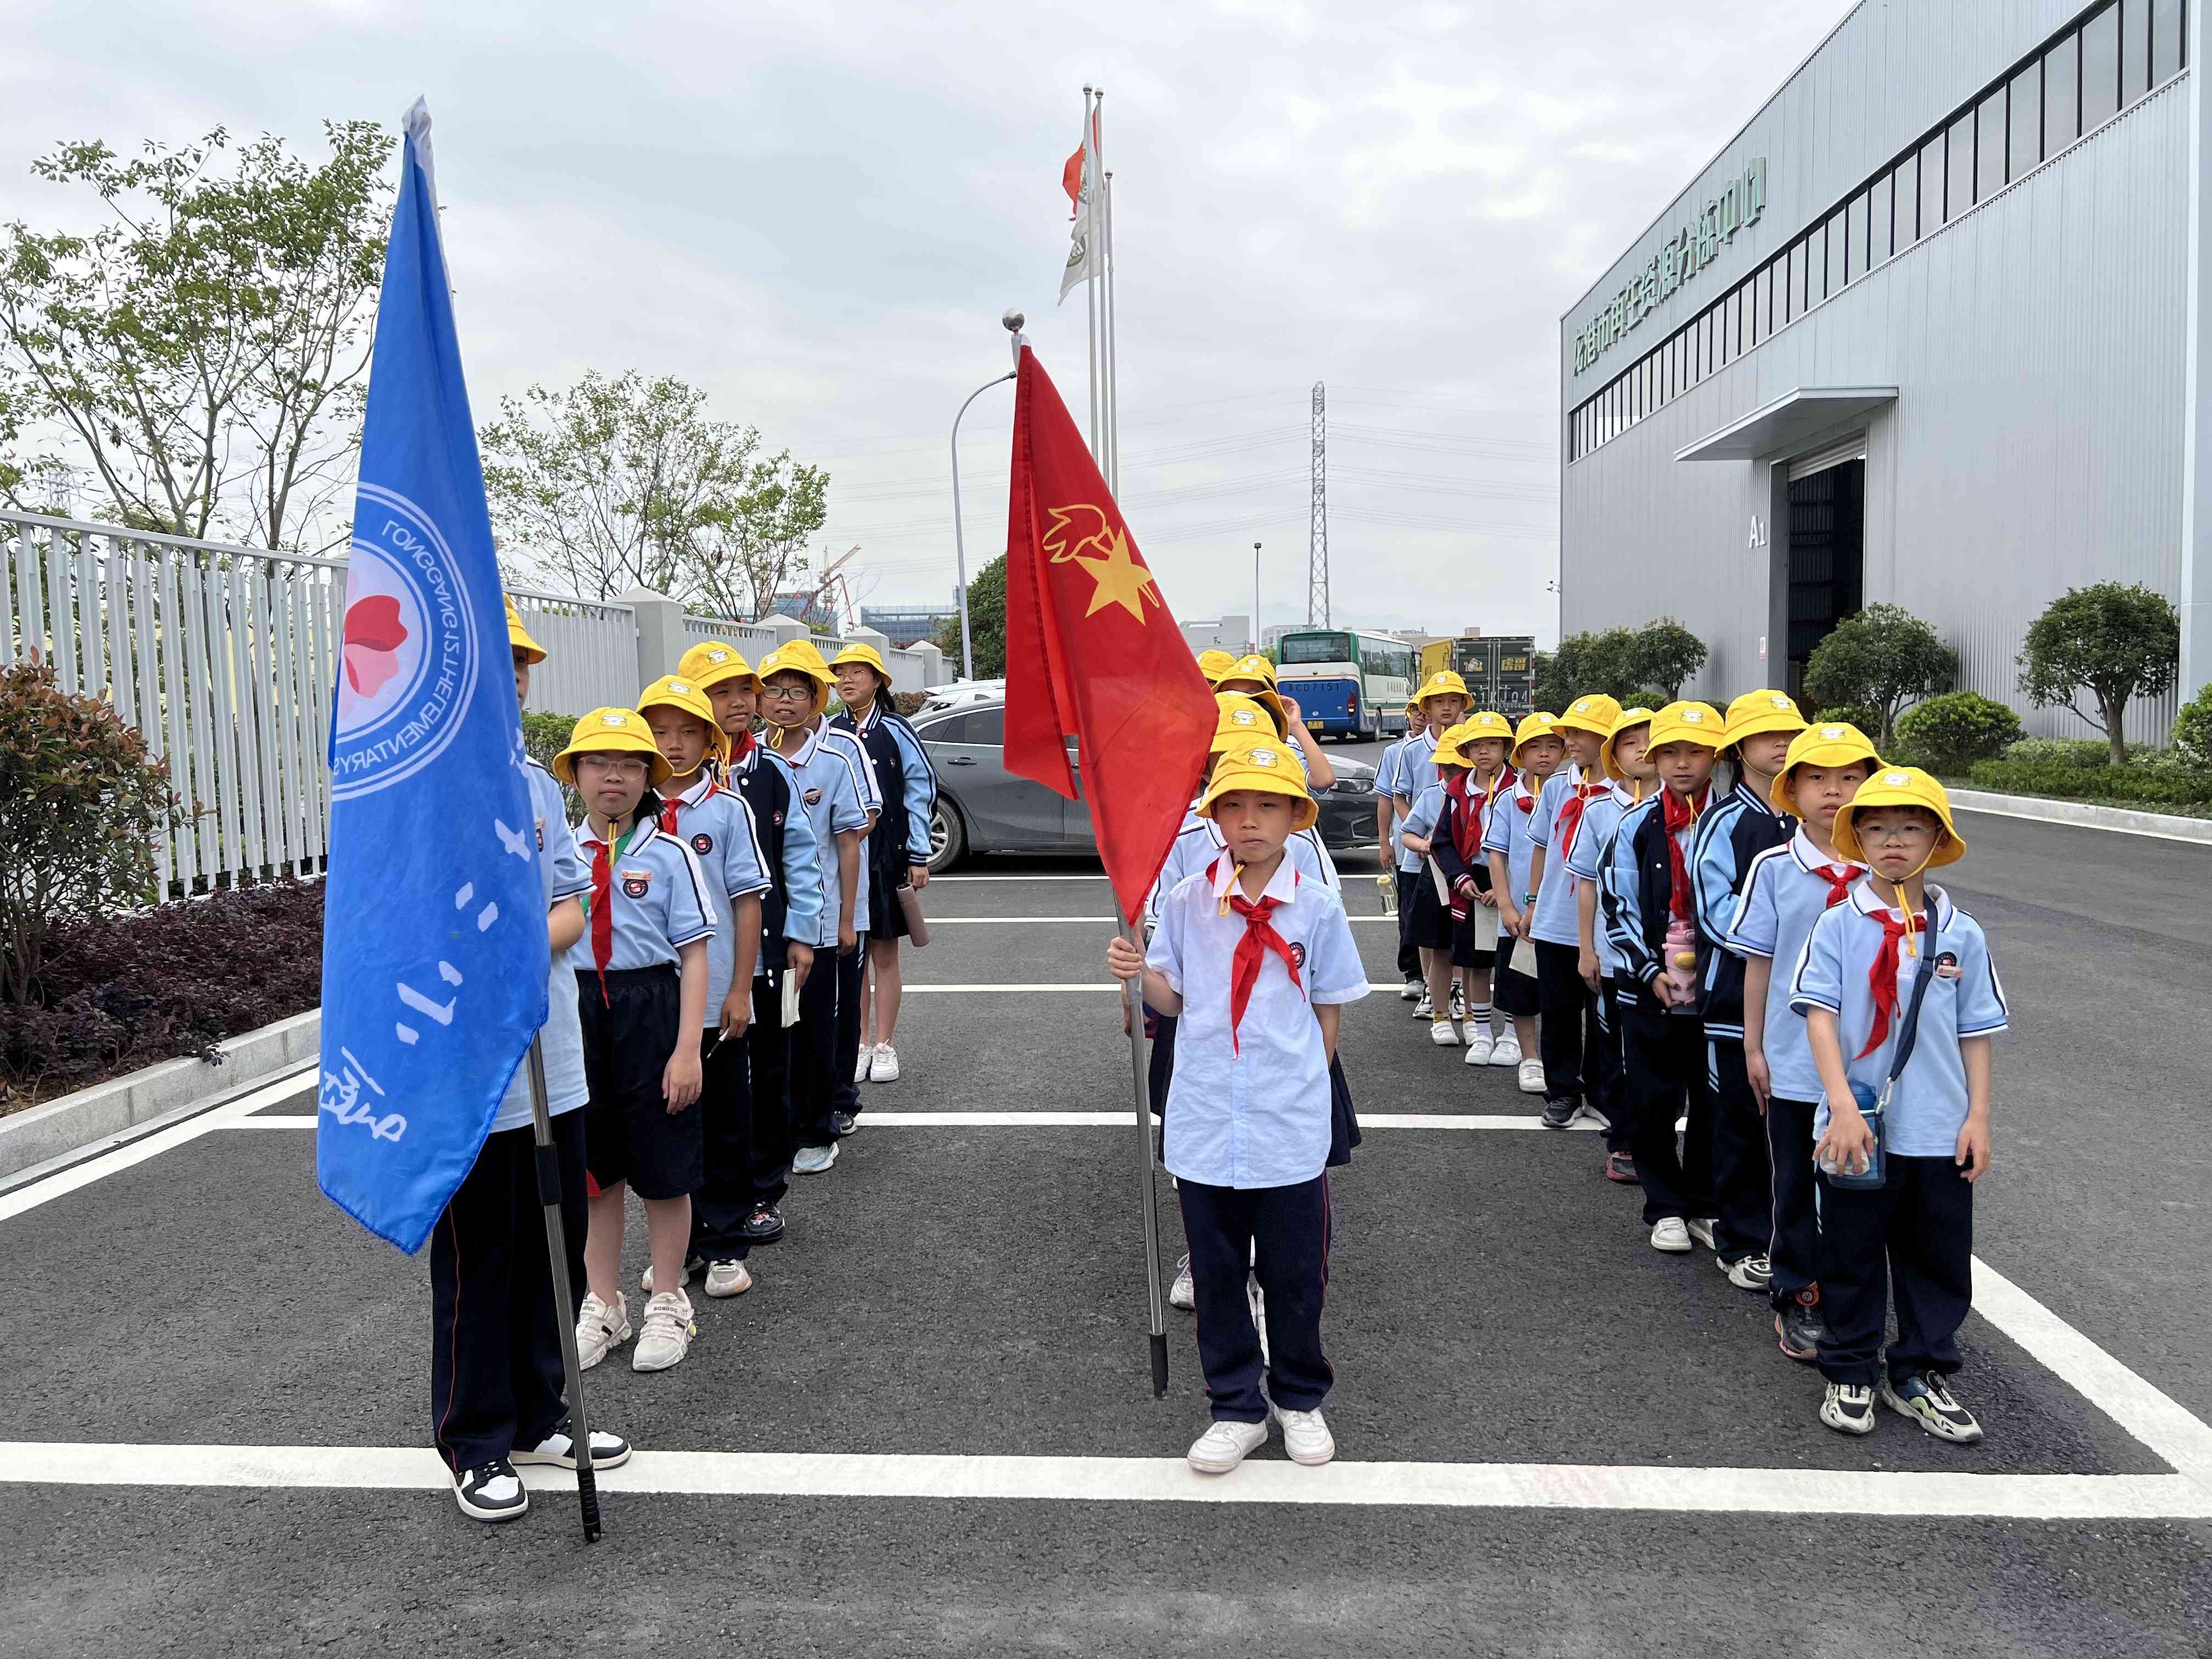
left=1559, top=0, right=2211, bottom=740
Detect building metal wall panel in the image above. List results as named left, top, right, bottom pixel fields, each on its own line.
left=1561, top=76, right=2188, bottom=741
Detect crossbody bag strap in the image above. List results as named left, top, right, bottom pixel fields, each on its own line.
left=1873, top=949, right=1942, bottom=1115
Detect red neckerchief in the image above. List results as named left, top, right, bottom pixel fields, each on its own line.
left=1661, top=785, right=1709, bottom=922
left=581, top=832, right=617, bottom=1006
left=658, top=776, right=720, bottom=835
left=726, top=727, right=755, bottom=766
left=1555, top=777, right=1611, bottom=865
left=1812, top=861, right=1860, bottom=908
left=1223, top=872, right=1302, bottom=1057
left=1855, top=909, right=1929, bottom=1059
left=1443, top=770, right=1485, bottom=869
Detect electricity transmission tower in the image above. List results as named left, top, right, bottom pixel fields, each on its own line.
left=1308, top=381, right=1329, bottom=625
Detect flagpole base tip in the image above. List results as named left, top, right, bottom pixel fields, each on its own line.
left=1149, top=1332, right=1169, bottom=1398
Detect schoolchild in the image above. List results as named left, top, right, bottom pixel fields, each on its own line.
left=677, top=640, right=821, bottom=1249
left=1197, top=648, right=1237, bottom=687
left=1212, top=653, right=1336, bottom=788
left=557, top=708, right=718, bottom=1375
left=1565, top=707, right=1656, bottom=1182
left=1390, top=672, right=1471, bottom=1019
left=1789, top=769, right=2005, bottom=1443
left=1600, top=699, right=1723, bottom=1252
left=431, top=603, right=631, bottom=1524
left=1524, top=694, right=1622, bottom=1128
left=1393, top=723, right=1468, bottom=1048
left=830, top=644, right=940, bottom=1086
left=1724, top=721, right=1877, bottom=1359
left=1483, top=712, right=1565, bottom=1091
left=1692, top=690, right=1809, bottom=1287
left=636, top=675, right=772, bottom=1300
left=1419, top=710, right=1515, bottom=1066
left=757, top=641, right=878, bottom=1175
left=1107, top=742, right=1369, bottom=1475
left=1375, top=701, right=1427, bottom=1000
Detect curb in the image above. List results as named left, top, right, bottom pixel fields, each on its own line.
left=0, top=1009, right=320, bottom=1180
left=1949, top=789, right=2212, bottom=846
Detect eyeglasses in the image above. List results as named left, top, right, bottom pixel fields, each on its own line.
left=1859, top=821, right=1936, bottom=844
left=759, top=684, right=812, bottom=701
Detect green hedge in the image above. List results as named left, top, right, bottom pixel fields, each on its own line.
left=1967, top=759, right=2212, bottom=806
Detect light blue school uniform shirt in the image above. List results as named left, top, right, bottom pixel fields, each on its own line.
left=1146, top=854, right=1370, bottom=1188
left=1145, top=809, right=1339, bottom=928
left=772, top=720, right=874, bottom=946
left=1787, top=883, right=2009, bottom=1155
left=1528, top=764, right=1609, bottom=947
left=490, top=760, right=591, bottom=1134
left=1480, top=768, right=1545, bottom=905
left=1565, top=782, right=1644, bottom=981
left=562, top=815, right=717, bottom=975
left=1724, top=830, right=1867, bottom=1104
left=659, top=772, right=774, bottom=1021
left=726, top=741, right=826, bottom=957
left=1387, top=735, right=1442, bottom=873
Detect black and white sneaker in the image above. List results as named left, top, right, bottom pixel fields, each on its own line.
left=830, top=1110, right=858, bottom=1138
left=1819, top=1382, right=1877, bottom=1436
left=742, top=1204, right=786, bottom=1244
left=1539, top=1098, right=1578, bottom=1130
left=1412, top=988, right=1434, bottom=1020
left=453, top=1458, right=529, bottom=1522
left=1775, top=1290, right=1826, bottom=1362
left=1881, top=1373, right=1985, bottom=1443
left=1722, top=1253, right=1773, bottom=1292
left=512, top=1426, right=634, bottom=1471
left=1449, top=982, right=1467, bottom=1021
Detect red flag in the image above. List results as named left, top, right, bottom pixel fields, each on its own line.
left=1003, top=347, right=1215, bottom=924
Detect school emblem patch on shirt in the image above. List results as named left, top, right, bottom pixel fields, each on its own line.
left=1933, top=950, right=1961, bottom=979
left=1288, top=941, right=1307, bottom=970
left=691, top=832, right=714, bottom=855
left=620, top=870, right=651, bottom=899
left=804, top=788, right=822, bottom=806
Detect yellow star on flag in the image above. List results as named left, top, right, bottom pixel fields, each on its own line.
left=1073, top=526, right=1158, bottom=622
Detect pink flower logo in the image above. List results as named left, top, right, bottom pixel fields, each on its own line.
left=343, top=595, right=409, bottom=697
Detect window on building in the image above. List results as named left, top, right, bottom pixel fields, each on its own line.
left=2083, top=3, right=2121, bottom=128
left=1824, top=209, right=1845, bottom=296
left=2153, top=0, right=2183, bottom=83
left=1894, top=154, right=1921, bottom=249
left=2124, top=0, right=2150, bottom=104
left=1977, top=87, right=2008, bottom=201
left=1870, top=171, right=1893, bottom=266
left=1847, top=190, right=1869, bottom=283
left=2009, top=62, right=2041, bottom=179
left=2047, top=31, right=2081, bottom=153
left=1747, top=273, right=1763, bottom=346
left=1784, top=243, right=1802, bottom=320
left=1946, top=112, right=1975, bottom=217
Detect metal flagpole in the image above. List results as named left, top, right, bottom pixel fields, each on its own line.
left=526, top=1035, right=602, bottom=1539
left=1091, top=86, right=1167, bottom=1397
left=1082, top=86, right=1102, bottom=462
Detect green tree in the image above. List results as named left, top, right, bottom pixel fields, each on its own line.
left=479, top=369, right=829, bottom=614
left=1625, top=617, right=1708, bottom=701
left=933, top=553, right=1006, bottom=680
left=2016, top=582, right=2180, bottom=766
left=1803, top=603, right=1955, bottom=747
left=1533, top=626, right=1639, bottom=707
left=0, top=123, right=390, bottom=552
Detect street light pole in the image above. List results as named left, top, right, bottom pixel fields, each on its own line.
left=1252, top=541, right=1263, bottom=655
left=949, top=312, right=1028, bottom=684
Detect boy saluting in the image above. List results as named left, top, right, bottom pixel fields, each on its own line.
left=1107, top=742, right=1369, bottom=1476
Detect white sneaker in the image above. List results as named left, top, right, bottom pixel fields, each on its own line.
left=853, top=1043, right=876, bottom=1085
left=704, top=1259, right=754, bottom=1298
left=1169, top=1254, right=1195, bottom=1311
left=631, top=1290, right=696, bottom=1372
left=1398, top=978, right=1421, bottom=1001
left=870, top=1043, right=901, bottom=1082
left=1186, top=1418, right=1269, bottom=1474
left=1489, top=1033, right=1521, bottom=1068
left=1650, top=1217, right=1692, bottom=1252
left=1271, top=1403, right=1336, bottom=1466
left=1685, top=1216, right=1719, bottom=1251
left=1517, top=1058, right=1547, bottom=1094
left=575, top=1291, right=630, bottom=1370
left=791, top=1141, right=838, bottom=1174
left=1463, top=1029, right=1495, bottom=1066
left=1413, top=988, right=1434, bottom=1019
left=1430, top=1019, right=1461, bottom=1047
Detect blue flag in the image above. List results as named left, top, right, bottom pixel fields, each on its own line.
left=317, top=99, right=549, bottom=1253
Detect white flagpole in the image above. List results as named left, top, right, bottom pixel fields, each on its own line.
left=1096, top=89, right=1118, bottom=494
left=1083, top=86, right=1102, bottom=463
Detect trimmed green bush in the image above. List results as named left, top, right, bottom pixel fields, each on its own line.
left=1894, top=692, right=2022, bottom=774
left=2000, top=736, right=2119, bottom=768
left=1968, top=759, right=2212, bottom=806
left=520, top=710, right=577, bottom=774
left=2172, top=684, right=2212, bottom=772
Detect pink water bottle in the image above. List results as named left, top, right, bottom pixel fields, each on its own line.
left=1664, top=916, right=1699, bottom=1006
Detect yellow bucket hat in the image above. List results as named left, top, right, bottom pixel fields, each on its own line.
left=1211, top=692, right=1283, bottom=752
left=505, top=596, right=546, bottom=665
left=554, top=706, right=674, bottom=788
left=637, top=675, right=731, bottom=764
left=1196, top=648, right=1236, bottom=686
left=1435, top=710, right=1512, bottom=765
left=1198, top=740, right=1318, bottom=831
left=755, top=640, right=834, bottom=721
left=1215, top=652, right=1277, bottom=691
left=1599, top=706, right=1657, bottom=781
left=1556, top=693, right=1622, bottom=739
left=830, top=641, right=894, bottom=688
left=1724, top=689, right=1808, bottom=747
left=1510, top=710, right=1559, bottom=759
left=1833, top=766, right=1965, bottom=868
left=1414, top=670, right=1469, bottom=707
left=678, top=640, right=757, bottom=692
left=1647, top=699, right=1725, bottom=751
left=1769, top=721, right=1882, bottom=816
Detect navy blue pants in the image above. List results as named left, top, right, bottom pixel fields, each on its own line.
left=1533, top=940, right=1598, bottom=1109
left=430, top=1109, right=588, bottom=1475
left=1618, top=1001, right=1713, bottom=1225
left=1594, top=980, right=1630, bottom=1153
left=1705, top=1040, right=1773, bottom=1266
left=1178, top=1173, right=1333, bottom=1421
left=1765, top=1094, right=1821, bottom=1307
left=791, top=945, right=844, bottom=1151
left=1816, top=1154, right=1974, bottom=1387
left=745, top=968, right=792, bottom=1211
left=1393, top=870, right=1420, bottom=979
left=830, top=938, right=868, bottom=1118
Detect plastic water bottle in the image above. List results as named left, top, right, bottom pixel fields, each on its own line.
left=1816, top=1082, right=1888, bottom=1190
left=1376, top=873, right=1398, bottom=917
left=1663, top=916, right=1699, bottom=1011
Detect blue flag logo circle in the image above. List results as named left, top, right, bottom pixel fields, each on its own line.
left=332, top=483, right=483, bottom=802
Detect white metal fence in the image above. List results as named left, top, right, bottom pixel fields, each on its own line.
left=513, top=588, right=638, bottom=716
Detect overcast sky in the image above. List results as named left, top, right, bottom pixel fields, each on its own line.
left=0, top=0, right=1844, bottom=644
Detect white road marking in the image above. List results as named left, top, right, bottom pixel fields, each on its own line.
left=222, top=1111, right=1575, bottom=1131
left=4, top=1440, right=2207, bottom=1518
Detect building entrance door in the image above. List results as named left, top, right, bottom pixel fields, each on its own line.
left=1785, top=456, right=1864, bottom=697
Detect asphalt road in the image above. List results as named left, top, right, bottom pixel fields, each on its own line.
left=4, top=799, right=2209, bottom=1657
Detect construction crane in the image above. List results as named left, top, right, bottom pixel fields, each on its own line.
left=803, top=544, right=862, bottom=631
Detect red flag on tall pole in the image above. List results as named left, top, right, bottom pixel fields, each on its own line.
left=1002, top=346, right=1215, bottom=924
